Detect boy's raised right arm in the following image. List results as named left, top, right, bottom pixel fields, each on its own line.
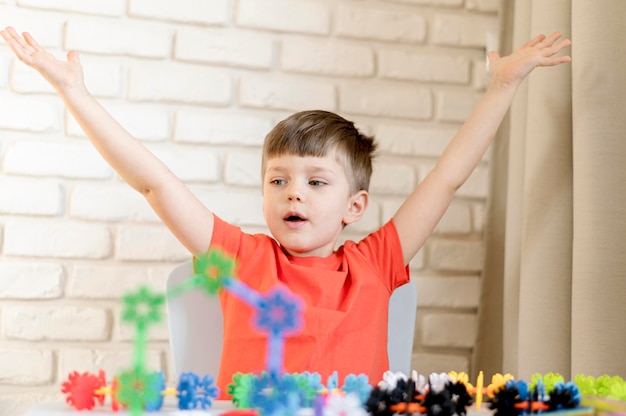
left=392, top=32, right=571, bottom=266
left=1, top=27, right=215, bottom=254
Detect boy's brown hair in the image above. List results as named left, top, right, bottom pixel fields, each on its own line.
left=262, top=110, right=377, bottom=194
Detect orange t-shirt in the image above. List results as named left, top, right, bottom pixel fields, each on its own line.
left=209, top=215, right=410, bottom=397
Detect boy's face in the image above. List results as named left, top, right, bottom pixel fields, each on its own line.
left=262, top=153, right=367, bottom=257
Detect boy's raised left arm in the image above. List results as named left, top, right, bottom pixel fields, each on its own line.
left=0, top=27, right=217, bottom=255
left=393, top=32, right=571, bottom=265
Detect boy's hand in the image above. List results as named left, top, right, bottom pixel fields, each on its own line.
left=487, top=32, right=571, bottom=90
left=1, top=26, right=85, bottom=91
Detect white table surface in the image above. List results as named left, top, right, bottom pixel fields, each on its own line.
left=24, top=400, right=236, bottom=416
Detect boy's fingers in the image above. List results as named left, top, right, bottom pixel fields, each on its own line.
left=524, top=33, right=546, bottom=48
left=5, top=26, right=22, bottom=43
left=0, top=27, right=14, bottom=43
left=541, top=38, right=571, bottom=60
left=67, top=50, right=81, bottom=64
left=23, top=31, right=43, bottom=51
left=4, top=27, right=28, bottom=52
left=555, top=38, right=572, bottom=52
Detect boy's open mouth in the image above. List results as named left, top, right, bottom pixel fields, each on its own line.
left=284, top=211, right=307, bottom=223
left=284, top=215, right=305, bottom=222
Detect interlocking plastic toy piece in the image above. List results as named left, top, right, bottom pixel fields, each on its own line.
left=61, top=370, right=106, bottom=410
left=116, top=369, right=163, bottom=414
left=256, top=287, right=302, bottom=378
left=342, top=374, right=372, bottom=403
left=324, top=392, right=368, bottom=416
left=195, top=248, right=238, bottom=293
left=119, top=285, right=166, bottom=415
left=121, top=286, right=165, bottom=331
left=530, top=372, right=565, bottom=394
left=182, top=250, right=303, bottom=380
left=229, top=372, right=256, bottom=409
left=176, top=371, right=220, bottom=410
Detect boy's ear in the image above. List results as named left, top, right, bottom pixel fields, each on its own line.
left=343, top=190, right=369, bottom=225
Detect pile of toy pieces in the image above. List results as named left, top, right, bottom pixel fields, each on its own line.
left=365, top=371, right=625, bottom=416
left=59, top=368, right=626, bottom=416
left=59, top=249, right=626, bottom=415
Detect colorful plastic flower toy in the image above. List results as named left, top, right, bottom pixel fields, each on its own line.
left=121, top=285, right=165, bottom=331
left=119, top=285, right=166, bottom=415
left=595, top=375, right=626, bottom=399
left=488, top=373, right=515, bottom=397
left=194, top=249, right=238, bottom=294
left=115, top=369, right=163, bottom=414
left=295, top=372, right=324, bottom=406
left=165, top=249, right=237, bottom=300
left=530, top=372, right=564, bottom=394
left=448, top=371, right=472, bottom=389
left=376, top=370, right=407, bottom=391
left=176, top=371, right=220, bottom=410
left=120, top=286, right=164, bottom=368
left=324, top=392, right=368, bottom=416
left=229, top=372, right=256, bottom=409
left=252, top=372, right=299, bottom=415
left=256, top=287, right=302, bottom=336
left=547, top=381, right=581, bottom=411
left=574, top=374, right=598, bottom=396
left=341, top=374, right=372, bottom=403
left=326, top=371, right=339, bottom=391
left=60, top=370, right=106, bottom=410
left=255, top=287, right=303, bottom=378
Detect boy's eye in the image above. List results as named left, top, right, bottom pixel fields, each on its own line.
left=270, top=179, right=286, bottom=185
left=309, top=180, right=325, bottom=187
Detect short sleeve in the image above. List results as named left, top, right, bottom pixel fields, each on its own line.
left=354, top=219, right=410, bottom=292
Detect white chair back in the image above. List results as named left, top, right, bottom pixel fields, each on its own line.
left=166, top=261, right=222, bottom=376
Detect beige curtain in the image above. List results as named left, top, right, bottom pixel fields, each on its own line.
left=473, top=0, right=626, bottom=381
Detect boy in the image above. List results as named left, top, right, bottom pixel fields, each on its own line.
left=0, top=27, right=571, bottom=394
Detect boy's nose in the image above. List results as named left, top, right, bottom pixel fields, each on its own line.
left=288, top=192, right=303, bottom=202
left=287, top=185, right=304, bottom=202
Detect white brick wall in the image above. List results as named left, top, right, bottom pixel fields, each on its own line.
left=336, top=4, right=427, bottom=43
left=65, top=19, right=173, bottom=58
left=281, top=38, right=375, bottom=77
left=379, top=50, right=470, bottom=84
left=0, top=350, right=54, bottom=385
left=57, top=348, right=164, bottom=381
left=237, top=0, right=330, bottom=35
left=129, top=0, right=230, bottom=25
left=0, top=177, right=62, bottom=216
left=4, top=220, right=112, bottom=258
left=0, top=261, right=64, bottom=299
left=0, top=97, right=60, bottom=131
left=174, top=110, right=271, bottom=146
left=239, top=75, right=336, bottom=111
left=433, top=13, right=498, bottom=47
left=340, top=83, right=433, bottom=119
left=17, top=0, right=125, bottom=16
left=2, top=305, right=110, bottom=341
left=0, top=0, right=500, bottom=411
left=4, top=140, right=113, bottom=179
left=128, top=64, right=232, bottom=105
left=176, top=28, right=274, bottom=69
